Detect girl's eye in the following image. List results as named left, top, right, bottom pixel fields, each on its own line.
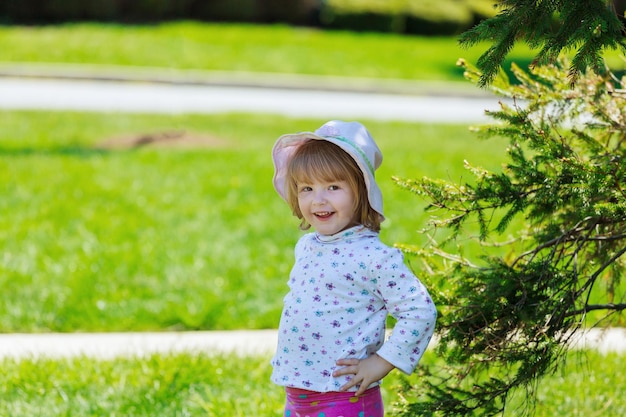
left=329, top=185, right=340, bottom=191
left=299, top=186, right=312, bottom=192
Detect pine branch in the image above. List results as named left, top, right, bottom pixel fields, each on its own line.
left=460, top=0, right=626, bottom=86
left=567, top=303, right=626, bottom=317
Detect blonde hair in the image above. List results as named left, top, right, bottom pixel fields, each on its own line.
left=285, top=140, right=381, bottom=232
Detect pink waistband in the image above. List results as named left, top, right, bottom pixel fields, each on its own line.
left=285, top=385, right=380, bottom=401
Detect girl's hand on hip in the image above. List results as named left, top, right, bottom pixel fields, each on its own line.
left=333, top=354, right=395, bottom=396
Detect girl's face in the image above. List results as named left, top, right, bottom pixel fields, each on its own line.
left=296, top=178, right=357, bottom=236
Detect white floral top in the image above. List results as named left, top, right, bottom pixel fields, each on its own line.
left=271, top=226, right=437, bottom=392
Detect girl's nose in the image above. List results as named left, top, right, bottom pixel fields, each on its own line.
left=312, top=190, right=327, bottom=204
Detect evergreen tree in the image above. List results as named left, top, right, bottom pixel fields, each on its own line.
left=391, top=2, right=626, bottom=415
left=393, top=56, right=626, bottom=417
left=460, top=0, right=626, bottom=86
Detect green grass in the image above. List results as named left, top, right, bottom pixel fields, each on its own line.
left=0, top=352, right=284, bottom=417
left=0, top=111, right=507, bottom=332
left=1, top=349, right=624, bottom=417
left=1, top=21, right=625, bottom=82
left=0, top=21, right=539, bottom=81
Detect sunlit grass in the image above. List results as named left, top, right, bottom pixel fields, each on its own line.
left=0, top=21, right=541, bottom=81
left=0, top=352, right=284, bottom=417
left=0, top=110, right=506, bottom=332
left=1, top=21, right=624, bottom=82
left=1, top=349, right=624, bottom=417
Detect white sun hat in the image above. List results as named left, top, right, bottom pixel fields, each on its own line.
left=272, top=120, right=384, bottom=218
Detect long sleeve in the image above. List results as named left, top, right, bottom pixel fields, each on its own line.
left=369, top=247, right=437, bottom=374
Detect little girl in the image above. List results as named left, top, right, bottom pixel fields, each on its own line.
left=271, top=120, right=437, bottom=417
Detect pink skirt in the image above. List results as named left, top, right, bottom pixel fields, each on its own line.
left=284, top=386, right=384, bottom=417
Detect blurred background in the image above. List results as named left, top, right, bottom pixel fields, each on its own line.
left=0, top=0, right=498, bottom=35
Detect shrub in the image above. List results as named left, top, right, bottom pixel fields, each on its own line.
left=0, top=0, right=497, bottom=34
left=320, top=0, right=498, bottom=35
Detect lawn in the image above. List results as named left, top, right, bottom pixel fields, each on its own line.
left=2, top=349, right=624, bottom=417
left=1, top=21, right=624, bottom=82
left=1, top=111, right=506, bottom=332
left=0, top=21, right=537, bottom=82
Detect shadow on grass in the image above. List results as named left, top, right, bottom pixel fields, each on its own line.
left=0, top=146, right=129, bottom=158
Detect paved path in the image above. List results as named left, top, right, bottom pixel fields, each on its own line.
left=0, top=77, right=507, bottom=123
left=0, top=330, right=278, bottom=359
left=0, top=328, right=624, bottom=359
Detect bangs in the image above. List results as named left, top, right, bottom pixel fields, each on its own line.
left=288, top=140, right=353, bottom=184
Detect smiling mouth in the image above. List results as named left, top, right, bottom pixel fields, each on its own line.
left=314, top=211, right=333, bottom=219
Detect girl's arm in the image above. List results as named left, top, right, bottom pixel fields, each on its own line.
left=371, top=247, right=437, bottom=375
